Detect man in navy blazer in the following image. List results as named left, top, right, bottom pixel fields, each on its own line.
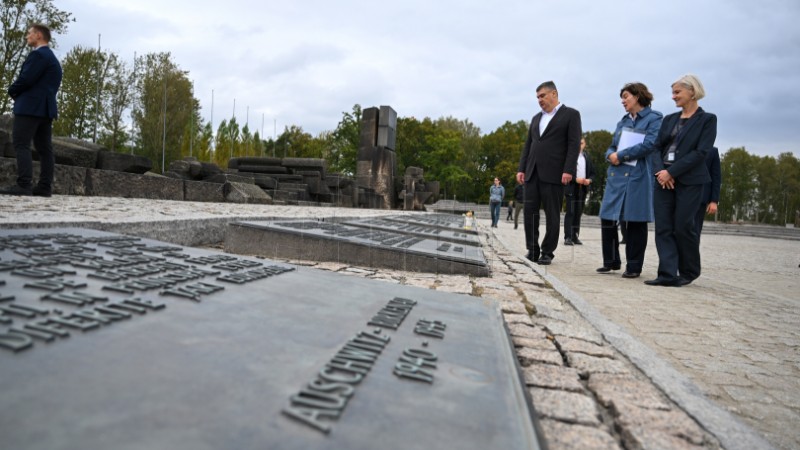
left=517, top=81, right=582, bottom=265
left=696, top=146, right=721, bottom=236
left=1, top=24, right=62, bottom=197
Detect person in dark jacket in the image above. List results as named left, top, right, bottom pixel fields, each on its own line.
left=647, top=74, right=717, bottom=287
left=696, top=146, right=721, bottom=236
left=517, top=81, right=582, bottom=265
left=564, top=137, right=595, bottom=245
left=1, top=24, right=62, bottom=197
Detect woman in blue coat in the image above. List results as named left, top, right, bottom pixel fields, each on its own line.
left=597, top=82, right=663, bottom=278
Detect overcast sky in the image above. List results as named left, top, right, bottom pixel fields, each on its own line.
left=55, top=0, right=799, bottom=157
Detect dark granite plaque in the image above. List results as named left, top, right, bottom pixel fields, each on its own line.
left=343, top=216, right=481, bottom=246
left=385, top=213, right=479, bottom=235
left=0, top=228, right=541, bottom=449
left=226, top=219, right=489, bottom=276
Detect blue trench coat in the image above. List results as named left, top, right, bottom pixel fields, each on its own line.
left=599, top=107, right=663, bottom=223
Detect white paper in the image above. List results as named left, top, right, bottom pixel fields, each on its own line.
left=618, top=128, right=646, bottom=167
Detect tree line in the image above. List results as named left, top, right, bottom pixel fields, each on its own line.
left=2, top=1, right=798, bottom=225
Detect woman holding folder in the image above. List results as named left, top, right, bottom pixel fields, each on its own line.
left=597, top=82, right=663, bottom=277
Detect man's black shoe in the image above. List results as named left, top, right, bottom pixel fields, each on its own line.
left=596, top=265, right=620, bottom=273
left=644, top=278, right=680, bottom=286
left=621, top=271, right=640, bottom=278
left=514, top=224, right=518, bottom=229
left=537, top=255, right=552, bottom=265
left=0, top=185, right=32, bottom=196
left=32, top=186, right=52, bottom=197
left=564, top=238, right=574, bottom=246
left=675, top=278, right=692, bottom=287
left=526, top=250, right=539, bottom=263
left=573, top=238, right=583, bottom=245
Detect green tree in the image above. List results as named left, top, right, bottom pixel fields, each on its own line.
left=132, top=52, right=198, bottom=173
left=98, top=53, right=133, bottom=152
left=719, top=147, right=757, bottom=222
left=0, top=0, right=73, bottom=114
left=328, top=104, right=361, bottom=175
left=774, top=152, right=800, bottom=226
left=481, top=120, right=527, bottom=202
left=54, top=45, right=101, bottom=139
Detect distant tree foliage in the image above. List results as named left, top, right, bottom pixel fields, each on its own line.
left=131, top=52, right=198, bottom=173
left=719, top=148, right=800, bottom=225
left=0, top=0, right=73, bottom=114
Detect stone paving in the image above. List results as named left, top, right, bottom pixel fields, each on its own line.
left=1, top=196, right=788, bottom=449
left=491, top=217, right=799, bottom=450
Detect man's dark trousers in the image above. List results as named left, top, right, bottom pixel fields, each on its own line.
left=13, top=115, right=54, bottom=189
left=523, top=168, right=563, bottom=259
left=563, top=184, right=586, bottom=240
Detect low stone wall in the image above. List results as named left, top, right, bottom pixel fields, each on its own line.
left=0, top=157, right=271, bottom=204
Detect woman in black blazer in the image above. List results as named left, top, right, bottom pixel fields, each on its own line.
left=646, top=74, right=717, bottom=287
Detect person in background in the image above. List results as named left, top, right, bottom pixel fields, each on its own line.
left=513, top=179, right=524, bottom=230
left=597, top=82, right=663, bottom=278
left=564, top=137, right=595, bottom=245
left=647, top=74, right=717, bottom=287
left=506, top=200, right=514, bottom=221
left=696, top=146, right=721, bottom=237
left=489, top=177, right=505, bottom=228
left=517, top=81, right=582, bottom=265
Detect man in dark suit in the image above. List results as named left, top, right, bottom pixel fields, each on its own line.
left=563, top=137, right=595, bottom=245
left=696, top=146, right=721, bottom=236
left=517, top=81, right=582, bottom=265
left=1, top=24, right=62, bottom=197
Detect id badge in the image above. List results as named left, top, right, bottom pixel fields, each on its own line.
left=667, top=151, right=675, bottom=162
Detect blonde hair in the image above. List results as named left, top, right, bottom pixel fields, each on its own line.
left=672, top=74, right=706, bottom=100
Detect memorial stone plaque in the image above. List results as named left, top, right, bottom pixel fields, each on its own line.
left=0, top=228, right=542, bottom=449
left=226, top=219, right=489, bottom=276
left=343, top=216, right=481, bottom=246
left=385, top=213, right=478, bottom=235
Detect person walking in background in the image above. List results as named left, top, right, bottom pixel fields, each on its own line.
left=0, top=24, right=62, bottom=197
left=597, top=82, right=663, bottom=278
left=696, top=146, right=721, bottom=237
left=489, top=177, right=505, bottom=228
left=506, top=200, right=514, bottom=221
left=513, top=179, right=524, bottom=230
left=564, top=137, right=595, bottom=245
left=647, top=74, right=717, bottom=287
left=517, top=81, right=582, bottom=265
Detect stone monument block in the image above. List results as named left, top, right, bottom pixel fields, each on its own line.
left=223, top=181, right=271, bottom=204
left=360, top=107, right=380, bottom=149
left=51, top=138, right=99, bottom=168
left=0, top=157, right=88, bottom=195
left=184, top=179, right=226, bottom=203
left=86, top=169, right=184, bottom=200
left=95, top=151, right=153, bottom=174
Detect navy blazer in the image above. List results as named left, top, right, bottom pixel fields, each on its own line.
left=701, top=146, right=721, bottom=204
left=652, top=107, right=717, bottom=185
left=7, top=46, right=62, bottom=119
left=518, top=105, right=582, bottom=185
